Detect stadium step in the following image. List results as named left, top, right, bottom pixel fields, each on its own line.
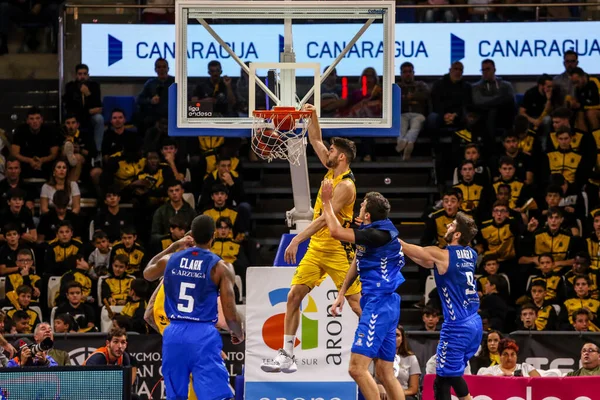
left=0, top=79, right=59, bottom=130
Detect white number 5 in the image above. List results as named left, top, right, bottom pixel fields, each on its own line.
left=178, top=282, right=196, bottom=313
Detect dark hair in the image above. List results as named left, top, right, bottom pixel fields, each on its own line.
left=112, top=314, right=133, bottom=332
left=464, top=143, right=479, bottom=153
left=547, top=206, right=563, bottom=218
left=12, top=310, right=30, bottom=322
left=5, top=156, right=20, bottom=166
left=569, top=67, right=585, bottom=77
left=211, top=183, right=229, bottom=195
left=215, top=216, right=233, bottom=230
left=65, top=281, right=82, bottom=293
left=105, top=185, right=121, bottom=197
left=530, top=279, right=547, bottom=290
left=48, top=158, right=73, bottom=199
left=330, top=137, right=357, bottom=164
left=564, top=50, right=578, bottom=59
left=400, top=62, right=414, bottom=71
left=364, top=192, right=390, bottom=222
left=513, top=115, right=530, bottom=135
left=556, top=126, right=572, bottom=138
left=520, top=303, right=538, bottom=314
left=191, top=215, right=216, bottom=245
left=496, top=183, right=511, bottom=193
left=460, top=159, right=475, bottom=169
left=169, top=215, right=190, bottom=231
left=107, top=327, right=127, bottom=341
left=455, top=212, right=478, bottom=246
left=75, top=63, right=89, bottom=73
left=481, top=253, right=499, bottom=266
left=575, top=251, right=591, bottom=264
left=130, top=278, right=149, bottom=299
left=422, top=306, right=439, bottom=317
left=208, top=60, right=222, bottom=70
left=57, top=220, right=74, bottom=233
left=498, top=338, right=519, bottom=355
left=498, top=156, right=516, bottom=168
left=549, top=173, right=566, bottom=187
left=479, top=330, right=502, bottom=360
left=92, top=230, right=109, bottom=241
left=155, top=58, right=168, bottom=67
left=442, top=189, right=460, bottom=201
left=64, top=113, right=79, bottom=123
left=574, top=274, right=590, bottom=286
left=120, top=225, right=137, bottom=237
left=27, top=107, right=42, bottom=117
left=481, top=59, right=495, bottom=67
left=166, top=180, right=183, bottom=190
left=552, top=107, right=572, bottom=119
left=16, top=248, right=33, bottom=260
left=16, top=285, right=33, bottom=296
left=53, top=190, right=70, bottom=209
left=396, top=325, right=414, bottom=357
left=2, top=223, right=20, bottom=235
left=502, top=131, right=519, bottom=141
left=537, top=74, right=552, bottom=85
left=113, top=254, right=129, bottom=267
left=492, top=200, right=509, bottom=210
left=546, top=185, right=563, bottom=197
left=573, top=308, right=591, bottom=321
left=55, top=313, right=76, bottom=330
left=486, top=275, right=503, bottom=290
left=538, top=253, right=554, bottom=263
left=7, top=188, right=26, bottom=201
left=65, top=253, right=84, bottom=271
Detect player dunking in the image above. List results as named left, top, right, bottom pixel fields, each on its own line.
left=144, top=215, right=244, bottom=400
left=261, top=104, right=362, bottom=373
left=322, top=180, right=406, bottom=400
left=400, top=212, right=481, bottom=400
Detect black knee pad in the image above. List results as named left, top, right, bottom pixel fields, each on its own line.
left=433, top=375, right=452, bottom=400
left=448, top=376, right=469, bottom=398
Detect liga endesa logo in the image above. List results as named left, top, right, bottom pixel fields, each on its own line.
left=262, top=288, right=318, bottom=351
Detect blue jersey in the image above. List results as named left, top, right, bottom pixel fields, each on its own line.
left=433, top=245, right=479, bottom=323
left=356, top=219, right=405, bottom=295
left=163, top=247, right=221, bottom=323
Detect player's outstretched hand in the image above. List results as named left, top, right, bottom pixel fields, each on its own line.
left=231, top=331, right=245, bottom=345
left=321, top=179, right=334, bottom=204
left=330, top=295, right=345, bottom=317
left=302, top=103, right=317, bottom=114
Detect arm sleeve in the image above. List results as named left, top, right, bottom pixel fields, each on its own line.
left=40, top=184, right=51, bottom=200
left=70, top=182, right=81, bottom=198
left=352, top=228, right=391, bottom=248
left=408, top=355, right=421, bottom=376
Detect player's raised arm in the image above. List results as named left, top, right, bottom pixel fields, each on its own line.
left=303, top=104, right=329, bottom=168
left=143, top=236, right=195, bottom=281
left=399, top=240, right=449, bottom=272
left=322, top=179, right=356, bottom=243
left=212, top=260, right=244, bottom=343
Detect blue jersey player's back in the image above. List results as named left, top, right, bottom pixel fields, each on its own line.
left=164, top=247, right=221, bottom=323
left=433, top=245, right=479, bottom=323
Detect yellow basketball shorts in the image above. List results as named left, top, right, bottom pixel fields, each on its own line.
left=291, top=247, right=361, bottom=296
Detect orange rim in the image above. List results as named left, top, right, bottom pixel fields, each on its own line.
left=252, top=106, right=312, bottom=120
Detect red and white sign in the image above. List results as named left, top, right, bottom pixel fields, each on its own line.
left=422, top=375, right=599, bottom=400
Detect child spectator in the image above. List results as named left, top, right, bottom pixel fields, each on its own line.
left=569, top=308, right=592, bottom=332
left=121, top=278, right=149, bottom=334
left=212, top=217, right=249, bottom=292
left=37, top=190, right=82, bottom=242
left=476, top=254, right=500, bottom=298
left=475, top=200, right=519, bottom=267
left=5, top=286, right=40, bottom=334
left=564, top=253, right=598, bottom=299
left=531, top=185, right=579, bottom=236
left=44, top=221, right=83, bottom=276
left=88, top=231, right=112, bottom=279
left=0, top=188, right=37, bottom=243
left=93, top=186, right=133, bottom=244
left=12, top=310, right=34, bottom=334
left=587, top=211, right=600, bottom=271
left=150, top=215, right=188, bottom=256
left=543, top=126, right=590, bottom=190
left=453, top=160, right=492, bottom=220
left=492, top=157, right=534, bottom=211
left=0, top=224, right=31, bottom=276
left=5, top=249, right=40, bottom=304
left=61, top=114, right=97, bottom=183
left=527, top=281, right=558, bottom=330
left=151, top=180, right=196, bottom=240
left=202, top=183, right=246, bottom=239
left=101, top=254, right=133, bottom=306
left=452, top=144, right=491, bottom=187
left=55, top=281, right=96, bottom=332
left=131, top=150, right=174, bottom=208
left=59, top=254, right=94, bottom=304
left=523, top=253, right=566, bottom=305
left=479, top=275, right=509, bottom=332
left=53, top=313, right=77, bottom=334
left=420, top=306, right=440, bottom=332
left=560, top=275, right=600, bottom=331
left=517, top=304, right=541, bottom=331
left=109, top=226, right=146, bottom=277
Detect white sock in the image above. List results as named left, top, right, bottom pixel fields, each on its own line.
left=283, top=335, right=295, bottom=356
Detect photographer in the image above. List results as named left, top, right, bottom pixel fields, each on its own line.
left=34, top=323, right=70, bottom=366
left=7, top=338, right=57, bottom=367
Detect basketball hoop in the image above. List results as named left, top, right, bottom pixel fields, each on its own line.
left=251, top=106, right=312, bottom=166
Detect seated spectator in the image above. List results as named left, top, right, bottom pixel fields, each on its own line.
left=111, top=314, right=133, bottom=332
left=471, top=59, right=516, bottom=141
left=88, top=230, right=111, bottom=279
left=566, top=342, right=600, bottom=376
left=101, top=254, right=133, bottom=306
left=564, top=252, right=598, bottom=299
left=44, top=221, right=83, bottom=276
left=452, top=144, right=491, bottom=186
left=569, top=308, right=592, bottom=332
left=560, top=275, right=600, bottom=330
left=5, top=249, right=40, bottom=305
left=587, top=212, right=600, bottom=271
left=517, top=304, right=542, bottom=331
left=37, top=190, right=82, bottom=242
left=544, top=126, right=590, bottom=190
left=59, top=254, right=93, bottom=304
left=7, top=337, right=58, bottom=367
left=5, top=286, right=40, bottom=333
left=93, top=186, right=133, bottom=244
left=0, top=157, right=35, bottom=211
left=62, top=64, right=104, bottom=153
left=61, top=114, right=98, bottom=182
left=396, top=62, right=429, bottom=161
left=136, top=58, right=174, bottom=131
left=11, top=310, right=32, bottom=334
left=83, top=327, right=131, bottom=366
left=376, top=325, right=420, bottom=400
left=101, top=109, right=138, bottom=164
left=53, top=313, right=77, bottom=334
left=550, top=174, right=586, bottom=229
left=490, top=132, right=534, bottom=185
left=513, top=115, right=542, bottom=166
left=523, top=254, right=566, bottom=305
left=420, top=306, right=440, bottom=332
left=492, top=183, right=523, bottom=223
left=471, top=330, right=502, bottom=374
left=519, top=208, right=580, bottom=274
left=33, top=323, right=71, bottom=366
left=570, top=67, right=600, bottom=131
left=192, top=60, right=236, bottom=117
left=0, top=188, right=37, bottom=243
left=152, top=180, right=196, bottom=240
left=101, top=139, right=146, bottom=195
left=476, top=254, right=500, bottom=298
left=478, top=339, right=540, bottom=377
left=10, top=108, right=60, bottom=181
left=527, top=281, right=560, bottom=330
left=548, top=106, right=592, bottom=155
left=55, top=281, right=96, bottom=332
left=531, top=185, right=579, bottom=236
left=199, top=155, right=247, bottom=210
left=479, top=275, right=509, bottom=332
left=553, top=50, right=578, bottom=102
left=109, top=226, right=146, bottom=277
left=475, top=201, right=519, bottom=271
left=319, top=67, right=348, bottom=118
left=160, top=138, right=190, bottom=187
left=120, top=278, right=149, bottom=334
left=453, top=160, right=492, bottom=220
left=131, top=150, right=174, bottom=208
left=0, top=225, right=31, bottom=276
left=519, top=74, right=559, bottom=135
left=202, top=183, right=249, bottom=240
left=144, top=118, right=169, bottom=154
left=492, top=157, right=534, bottom=212
left=150, top=215, right=188, bottom=256
left=451, top=107, right=488, bottom=166
left=40, top=158, right=81, bottom=214
left=212, top=216, right=249, bottom=290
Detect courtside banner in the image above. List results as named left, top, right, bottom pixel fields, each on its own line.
left=245, top=267, right=358, bottom=400
left=81, top=22, right=600, bottom=77
left=422, top=375, right=600, bottom=400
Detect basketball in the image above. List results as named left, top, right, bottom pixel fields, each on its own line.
left=256, top=129, right=281, bottom=157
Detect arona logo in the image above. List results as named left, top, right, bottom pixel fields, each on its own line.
left=262, top=288, right=318, bottom=351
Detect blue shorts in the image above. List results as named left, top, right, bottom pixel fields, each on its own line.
left=162, top=321, right=232, bottom=400
left=436, top=314, right=483, bottom=377
left=351, top=293, right=400, bottom=362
